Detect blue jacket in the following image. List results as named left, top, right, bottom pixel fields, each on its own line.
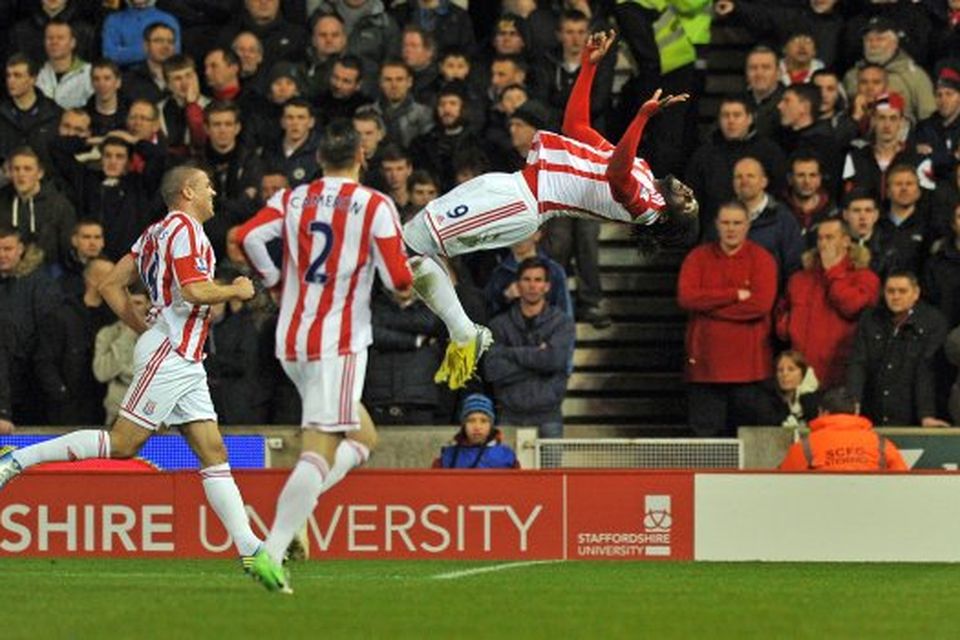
left=483, top=303, right=574, bottom=424
left=102, top=6, right=181, bottom=66
left=436, top=439, right=519, bottom=469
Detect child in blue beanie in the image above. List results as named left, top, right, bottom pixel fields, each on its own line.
left=432, top=393, right=520, bottom=468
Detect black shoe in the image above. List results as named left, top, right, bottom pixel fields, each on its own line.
left=577, top=306, right=612, bottom=329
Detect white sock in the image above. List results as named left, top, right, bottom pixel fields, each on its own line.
left=320, top=439, right=369, bottom=495
left=200, top=463, right=261, bottom=556
left=265, top=452, right=329, bottom=564
left=412, top=256, right=475, bottom=343
left=12, top=430, right=110, bottom=469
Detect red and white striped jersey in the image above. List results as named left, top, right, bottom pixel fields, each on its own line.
left=131, top=211, right=215, bottom=362
left=240, top=177, right=413, bottom=361
left=528, top=131, right=665, bottom=224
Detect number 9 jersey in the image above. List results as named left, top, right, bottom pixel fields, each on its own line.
left=238, top=177, right=413, bottom=362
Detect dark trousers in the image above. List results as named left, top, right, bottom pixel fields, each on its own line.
left=540, top=217, right=601, bottom=308
left=687, top=382, right=764, bottom=438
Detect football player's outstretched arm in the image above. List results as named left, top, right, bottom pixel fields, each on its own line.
left=606, top=89, right=688, bottom=216
left=562, top=30, right=616, bottom=151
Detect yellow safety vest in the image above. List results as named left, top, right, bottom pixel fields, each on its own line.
left=618, top=0, right=711, bottom=74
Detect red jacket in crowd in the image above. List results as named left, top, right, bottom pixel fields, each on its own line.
left=779, top=413, right=908, bottom=471
left=677, top=240, right=778, bottom=383
left=776, top=246, right=880, bottom=388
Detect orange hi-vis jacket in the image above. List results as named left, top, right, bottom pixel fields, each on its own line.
left=779, top=413, right=908, bottom=471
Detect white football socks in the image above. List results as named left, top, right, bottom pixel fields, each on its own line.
left=411, top=256, right=475, bottom=343
left=265, top=452, right=329, bottom=564
left=12, top=430, right=110, bottom=469
left=200, top=463, right=261, bottom=556
left=320, top=439, right=369, bottom=494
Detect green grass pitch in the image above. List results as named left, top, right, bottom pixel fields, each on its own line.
left=2, top=558, right=960, bottom=639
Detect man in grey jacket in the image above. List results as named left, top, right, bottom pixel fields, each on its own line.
left=483, top=257, right=575, bottom=441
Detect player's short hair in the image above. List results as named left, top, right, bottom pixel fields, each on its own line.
left=91, top=58, right=121, bottom=77
left=784, top=83, right=822, bottom=115
left=517, top=256, right=550, bottom=281
left=7, top=146, right=42, bottom=170
left=5, top=52, right=38, bottom=76
left=843, top=189, right=878, bottom=209
left=318, top=118, right=361, bottom=170
left=143, top=22, right=175, bottom=42
left=0, top=225, right=23, bottom=242
left=204, top=100, right=241, bottom=123
left=282, top=96, right=314, bottom=117
left=788, top=151, right=821, bottom=171
left=73, top=219, right=104, bottom=234
left=100, top=135, right=132, bottom=154
left=380, top=143, right=410, bottom=164
left=407, top=169, right=438, bottom=191
left=206, top=47, right=240, bottom=69
left=402, top=24, right=435, bottom=51
left=818, top=387, right=859, bottom=415
left=160, top=165, right=204, bottom=207
left=886, top=163, right=919, bottom=182
left=162, top=54, right=195, bottom=79
left=334, top=54, right=364, bottom=78
left=885, top=270, right=919, bottom=288
left=353, top=105, right=385, bottom=131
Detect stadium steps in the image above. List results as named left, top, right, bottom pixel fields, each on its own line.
left=559, top=22, right=757, bottom=434
left=565, top=223, right=688, bottom=431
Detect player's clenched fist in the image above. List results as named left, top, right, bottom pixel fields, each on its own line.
left=232, top=276, right=256, bottom=301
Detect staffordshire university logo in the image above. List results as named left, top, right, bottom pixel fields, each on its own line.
left=575, top=494, right=673, bottom=558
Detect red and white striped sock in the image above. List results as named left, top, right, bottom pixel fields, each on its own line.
left=264, top=452, right=330, bottom=564
left=12, top=430, right=110, bottom=469
left=200, top=463, right=261, bottom=556
left=320, top=439, right=369, bottom=495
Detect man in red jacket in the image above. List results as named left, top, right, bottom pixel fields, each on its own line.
left=779, top=386, right=908, bottom=471
left=677, top=201, right=778, bottom=436
left=776, top=218, right=880, bottom=389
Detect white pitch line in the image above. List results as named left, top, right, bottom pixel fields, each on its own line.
left=431, top=560, right=561, bottom=580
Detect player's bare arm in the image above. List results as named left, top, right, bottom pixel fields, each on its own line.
left=181, top=276, right=255, bottom=305
left=640, top=88, right=690, bottom=117
left=100, top=253, right=150, bottom=335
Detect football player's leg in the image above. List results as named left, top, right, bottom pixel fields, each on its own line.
left=180, top=418, right=262, bottom=558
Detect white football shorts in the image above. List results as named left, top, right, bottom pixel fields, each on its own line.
left=281, top=350, right=367, bottom=431
left=118, top=327, right=217, bottom=430
left=404, top=172, right=540, bottom=257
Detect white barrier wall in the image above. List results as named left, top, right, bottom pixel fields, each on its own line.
left=695, top=474, right=960, bottom=562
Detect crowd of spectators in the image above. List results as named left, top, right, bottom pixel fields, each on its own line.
left=4, top=0, right=960, bottom=442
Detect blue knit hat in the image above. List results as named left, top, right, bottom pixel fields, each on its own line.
left=460, top=393, right=495, bottom=423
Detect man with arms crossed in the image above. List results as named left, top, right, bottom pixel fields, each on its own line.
left=0, top=166, right=263, bottom=572
left=238, top=120, right=414, bottom=593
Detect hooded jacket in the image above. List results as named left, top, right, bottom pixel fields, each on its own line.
left=776, top=244, right=880, bottom=389
left=0, top=182, right=76, bottom=268
left=756, top=366, right=820, bottom=428
left=779, top=413, right=908, bottom=471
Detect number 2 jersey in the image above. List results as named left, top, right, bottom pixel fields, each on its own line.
left=238, top=177, right=413, bottom=361
left=131, top=211, right=215, bottom=362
